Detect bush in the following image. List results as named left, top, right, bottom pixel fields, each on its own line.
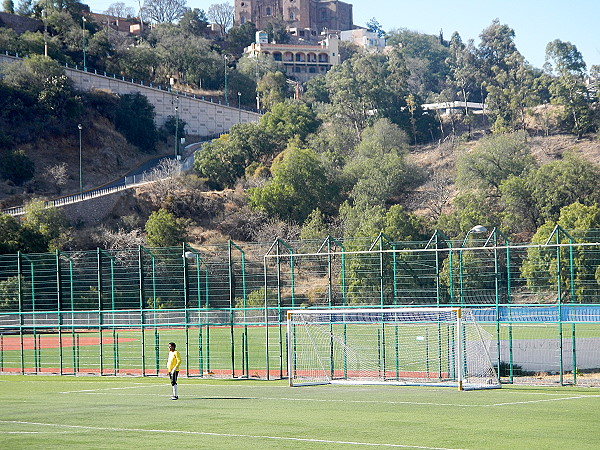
left=145, top=209, right=189, bottom=247
left=0, top=149, right=35, bottom=185
left=115, top=93, right=157, bottom=151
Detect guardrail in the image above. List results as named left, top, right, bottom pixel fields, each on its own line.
left=2, top=181, right=147, bottom=217
left=1, top=135, right=217, bottom=217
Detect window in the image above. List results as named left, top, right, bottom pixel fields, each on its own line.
left=266, top=7, right=271, bottom=16
left=290, top=12, right=294, bottom=20
left=240, top=15, right=245, bottom=24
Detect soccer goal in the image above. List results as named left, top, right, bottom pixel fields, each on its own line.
left=287, top=307, right=500, bottom=390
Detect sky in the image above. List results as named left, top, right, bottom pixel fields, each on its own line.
left=86, top=0, right=600, bottom=70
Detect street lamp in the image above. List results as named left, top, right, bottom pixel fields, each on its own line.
left=237, top=92, right=241, bottom=123
left=42, top=9, right=48, bottom=57
left=174, top=95, right=180, bottom=160
left=78, top=123, right=83, bottom=194
left=224, top=55, right=229, bottom=106
left=459, top=225, right=487, bottom=304
left=82, top=16, right=87, bottom=71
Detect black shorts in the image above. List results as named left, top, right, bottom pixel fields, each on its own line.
left=169, top=370, right=179, bottom=386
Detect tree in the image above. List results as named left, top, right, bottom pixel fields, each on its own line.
left=236, top=53, right=284, bottom=106
left=256, top=71, right=287, bottom=110
left=3, top=0, right=14, bottom=13
left=344, top=118, right=413, bottom=208
left=145, top=209, right=189, bottom=247
left=22, top=200, right=69, bottom=251
left=38, top=74, right=75, bottom=116
left=149, top=23, right=222, bottom=89
left=0, top=54, right=65, bottom=96
left=456, top=131, right=535, bottom=193
left=366, top=17, right=384, bottom=38
left=0, top=149, right=35, bottom=185
left=115, top=92, right=157, bottom=151
left=302, top=75, right=329, bottom=105
left=263, top=17, right=289, bottom=44
left=105, top=2, right=135, bottom=18
left=0, top=214, right=23, bottom=254
left=259, top=100, right=321, bottom=146
left=194, top=122, right=277, bottom=188
left=114, top=43, right=161, bottom=81
left=248, top=142, right=339, bottom=223
left=446, top=32, right=482, bottom=126
left=520, top=202, right=600, bottom=303
left=300, top=208, right=330, bottom=241
left=194, top=134, right=245, bottom=188
left=500, top=152, right=600, bottom=235
left=15, top=0, right=32, bottom=15
left=142, top=0, right=187, bottom=24
left=477, top=19, right=518, bottom=76
left=0, top=276, right=24, bottom=311
left=386, top=28, right=450, bottom=100
left=226, top=21, right=257, bottom=56
left=545, top=39, right=593, bottom=137
left=207, top=2, right=234, bottom=38
left=477, top=20, right=539, bottom=132
left=179, top=8, right=209, bottom=36
left=322, top=49, right=418, bottom=140
left=324, top=52, right=391, bottom=137
left=528, top=152, right=600, bottom=223
left=383, top=205, right=429, bottom=242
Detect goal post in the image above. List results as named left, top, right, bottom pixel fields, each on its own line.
left=286, top=307, right=500, bottom=390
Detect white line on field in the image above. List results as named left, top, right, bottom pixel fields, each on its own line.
left=245, top=395, right=600, bottom=407
left=490, top=395, right=600, bottom=406
left=59, top=384, right=165, bottom=394
left=60, top=391, right=600, bottom=407
left=0, top=420, right=469, bottom=450
left=1, top=431, right=74, bottom=434
left=58, top=387, right=600, bottom=407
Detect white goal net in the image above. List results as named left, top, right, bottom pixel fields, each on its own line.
left=287, top=307, right=500, bottom=390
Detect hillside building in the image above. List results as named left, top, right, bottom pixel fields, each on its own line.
left=235, top=0, right=353, bottom=41
left=339, top=28, right=386, bottom=52
left=244, top=30, right=340, bottom=82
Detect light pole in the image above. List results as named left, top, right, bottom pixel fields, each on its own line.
left=224, top=55, right=229, bottom=106
left=459, top=225, right=487, bottom=304
left=237, top=92, right=241, bottom=123
left=78, top=123, right=83, bottom=194
left=82, top=16, right=87, bottom=71
left=42, top=9, right=48, bottom=57
left=175, top=95, right=180, bottom=160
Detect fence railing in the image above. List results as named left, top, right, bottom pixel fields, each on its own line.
left=1, top=231, right=600, bottom=384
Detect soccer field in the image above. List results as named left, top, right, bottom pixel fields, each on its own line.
left=1, top=376, right=599, bottom=449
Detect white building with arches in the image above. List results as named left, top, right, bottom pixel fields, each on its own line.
left=244, top=31, right=340, bottom=82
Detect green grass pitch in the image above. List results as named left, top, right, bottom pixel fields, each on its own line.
left=1, top=375, right=599, bottom=449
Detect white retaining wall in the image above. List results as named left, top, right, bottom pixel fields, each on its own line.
left=0, top=53, right=261, bottom=136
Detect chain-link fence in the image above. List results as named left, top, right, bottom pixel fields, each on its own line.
left=1, top=228, right=600, bottom=385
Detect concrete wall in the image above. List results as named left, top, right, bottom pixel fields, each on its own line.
left=0, top=53, right=261, bottom=136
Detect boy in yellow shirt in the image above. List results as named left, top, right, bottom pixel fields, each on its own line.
left=167, top=342, right=182, bottom=400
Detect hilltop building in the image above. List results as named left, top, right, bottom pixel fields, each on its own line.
left=339, top=28, right=386, bottom=52
left=235, top=0, right=353, bottom=41
left=244, top=30, right=340, bottom=82
left=88, top=13, right=142, bottom=36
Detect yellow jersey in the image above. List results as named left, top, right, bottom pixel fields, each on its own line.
left=167, top=350, right=182, bottom=372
